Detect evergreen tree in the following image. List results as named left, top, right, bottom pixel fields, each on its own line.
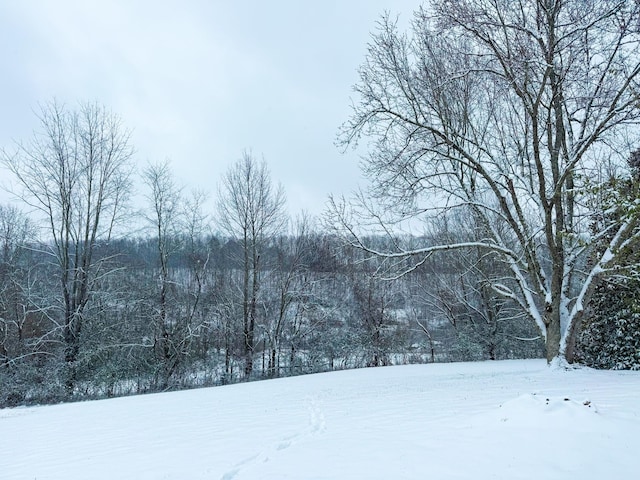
left=578, top=149, right=640, bottom=370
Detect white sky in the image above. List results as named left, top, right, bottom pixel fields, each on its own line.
left=0, top=0, right=419, bottom=218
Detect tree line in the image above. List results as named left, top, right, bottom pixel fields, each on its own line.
left=0, top=102, right=544, bottom=406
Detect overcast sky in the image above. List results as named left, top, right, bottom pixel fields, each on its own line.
left=0, top=0, right=419, bottom=218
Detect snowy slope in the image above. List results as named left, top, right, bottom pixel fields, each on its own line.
left=1, top=360, right=639, bottom=479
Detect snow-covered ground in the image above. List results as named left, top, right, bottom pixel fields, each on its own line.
left=1, top=360, right=638, bottom=479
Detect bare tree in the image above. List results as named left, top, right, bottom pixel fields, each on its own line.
left=0, top=205, right=36, bottom=365
left=181, top=189, right=213, bottom=357
left=217, top=152, right=287, bottom=377
left=333, top=1, right=640, bottom=363
left=2, top=101, right=133, bottom=392
left=262, top=213, right=312, bottom=377
left=143, top=160, right=184, bottom=389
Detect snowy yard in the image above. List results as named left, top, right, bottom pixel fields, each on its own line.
left=1, top=359, right=638, bottom=479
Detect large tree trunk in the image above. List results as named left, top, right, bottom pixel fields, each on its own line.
left=545, top=310, right=561, bottom=363
left=63, top=314, right=81, bottom=395
left=562, top=310, right=585, bottom=364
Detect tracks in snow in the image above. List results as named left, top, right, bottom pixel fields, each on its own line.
left=220, top=396, right=326, bottom=480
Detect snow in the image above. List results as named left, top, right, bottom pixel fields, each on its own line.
left=1, top=359, right=639, bottom=479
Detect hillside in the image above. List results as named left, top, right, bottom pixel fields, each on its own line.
left=1, top=359, right=639, bottom=479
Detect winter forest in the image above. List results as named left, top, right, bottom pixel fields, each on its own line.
left=1, top=0, right=640, bottom=408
